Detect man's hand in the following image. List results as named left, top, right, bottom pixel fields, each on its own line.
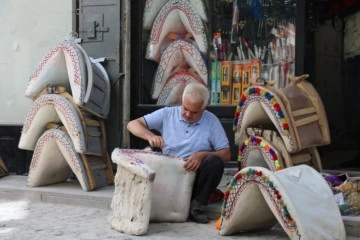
left=127, top=117, right=164, bottom=149
left=183, top=152, right=204, bottom=171
left=148, top=135, right=164, bottom=148
left=183, top=149, right=231, bottom=171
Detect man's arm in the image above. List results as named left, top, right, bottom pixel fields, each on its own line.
left=127, top=117, right=164, bottom=148
left=183, top=148, right=231, bottom=171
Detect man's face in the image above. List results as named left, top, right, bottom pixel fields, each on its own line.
left=181, top=96, right=204, bottom=123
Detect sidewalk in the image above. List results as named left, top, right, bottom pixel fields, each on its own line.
left=0, top=171, right=359, bottom=240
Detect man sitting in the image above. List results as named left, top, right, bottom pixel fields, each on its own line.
left=127, top=83, right=231, bottom=223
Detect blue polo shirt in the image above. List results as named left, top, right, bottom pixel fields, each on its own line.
left=143, top=106, right=230, bottom=158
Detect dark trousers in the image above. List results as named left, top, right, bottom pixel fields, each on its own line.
left=191, top=155, right=224, bottom=206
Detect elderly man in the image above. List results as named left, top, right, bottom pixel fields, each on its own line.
left=127, top=83, right=231, bottom=223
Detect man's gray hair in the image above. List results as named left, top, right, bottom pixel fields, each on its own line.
left=182, top=83, right=210, bottom=109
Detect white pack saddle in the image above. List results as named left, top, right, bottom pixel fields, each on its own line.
left=19, top=93, right=102, bottom=155
left=152, top=39, right=208, bottom=100
left=143, top=0, right=207, bottom=30
left=27, top=128, right=113, bottom=191
left=145, top=0, right=208, bottom=62
left=24, top=39, right=110, bottom=118
left=108, top=148, right=196, bottom=235
left=157, top=72, right=204, bottom=105
left=219, top=165, right=346, bottom=240
left=233, top=75, right=330, bottom=153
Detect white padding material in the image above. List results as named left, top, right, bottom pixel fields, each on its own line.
left=109, top=148, right=196, bottom=235
left=220, top=165, right=346, bottom=240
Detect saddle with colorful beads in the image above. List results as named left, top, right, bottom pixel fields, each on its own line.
left=233, top=75, right=330, bottom=171
left=238, top=127, right=323, bottom=172
left=219, top=165, right=345, bottom=240
left=233, top=74, right=330, bottom=153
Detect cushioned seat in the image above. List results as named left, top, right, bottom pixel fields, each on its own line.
left=108, top=148, right=196, bottom=235
left=219, top=165, right=346, bottom=240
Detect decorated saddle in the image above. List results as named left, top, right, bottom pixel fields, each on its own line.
left=233, top=75, right=330, bottom=154
left=143, top=0, right=207, bottom=30
left=19, top=93, right=100, bottom=155
left=152, top=39, right=208, bottom=100
left=19, top=37, right=113, bottom=191
left=238, top=127, right=322, bottom=172
left=24, top=39, right=110, bottom=118
left=145, top=0, right=208, bottom=62
left=219, top=165, right=346, bottom=240
left=108, top=148, right=196, bottom=235
left=157, top=71, right=205, bottom=105
left=19, top=93, right=114, bottom=191
left=27, top=128, right=113, bottom=191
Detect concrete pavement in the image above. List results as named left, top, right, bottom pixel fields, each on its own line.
left=0, top=199, right=290, bottom=240
left=0, top=171, right=359, bottom=239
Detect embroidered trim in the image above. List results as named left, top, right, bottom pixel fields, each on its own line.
left=30, top=42, right=81, bottom=86
left=31, top=129, right=82, bottom=172
left=233, top=86, right=290, bottom=137
left=238, top=136, right=281, bottom=171
left=114, top=149, right=182, bottom=178
left=222, top=167, right=297, bottom=232
left=150, top=0, right=205, bottom=44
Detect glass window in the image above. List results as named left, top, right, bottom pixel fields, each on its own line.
left=135, top=0, right=297, bottom=106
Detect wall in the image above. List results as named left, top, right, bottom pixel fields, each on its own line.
left=314, top=12, right=360, bottom=168
left=343, top=11, right=360, bottom=151
left=0, top=0, right=76, bottom=125
left=344, top=10, right=360, bottom=59
left=314, top=20, right=344, bottom=132
left=0, top=0, right=76, bottom=174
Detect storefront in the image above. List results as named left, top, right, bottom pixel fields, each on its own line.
left=129, top=0, right=311, bottom=163
left=1, top=0, right=360, bottom=173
